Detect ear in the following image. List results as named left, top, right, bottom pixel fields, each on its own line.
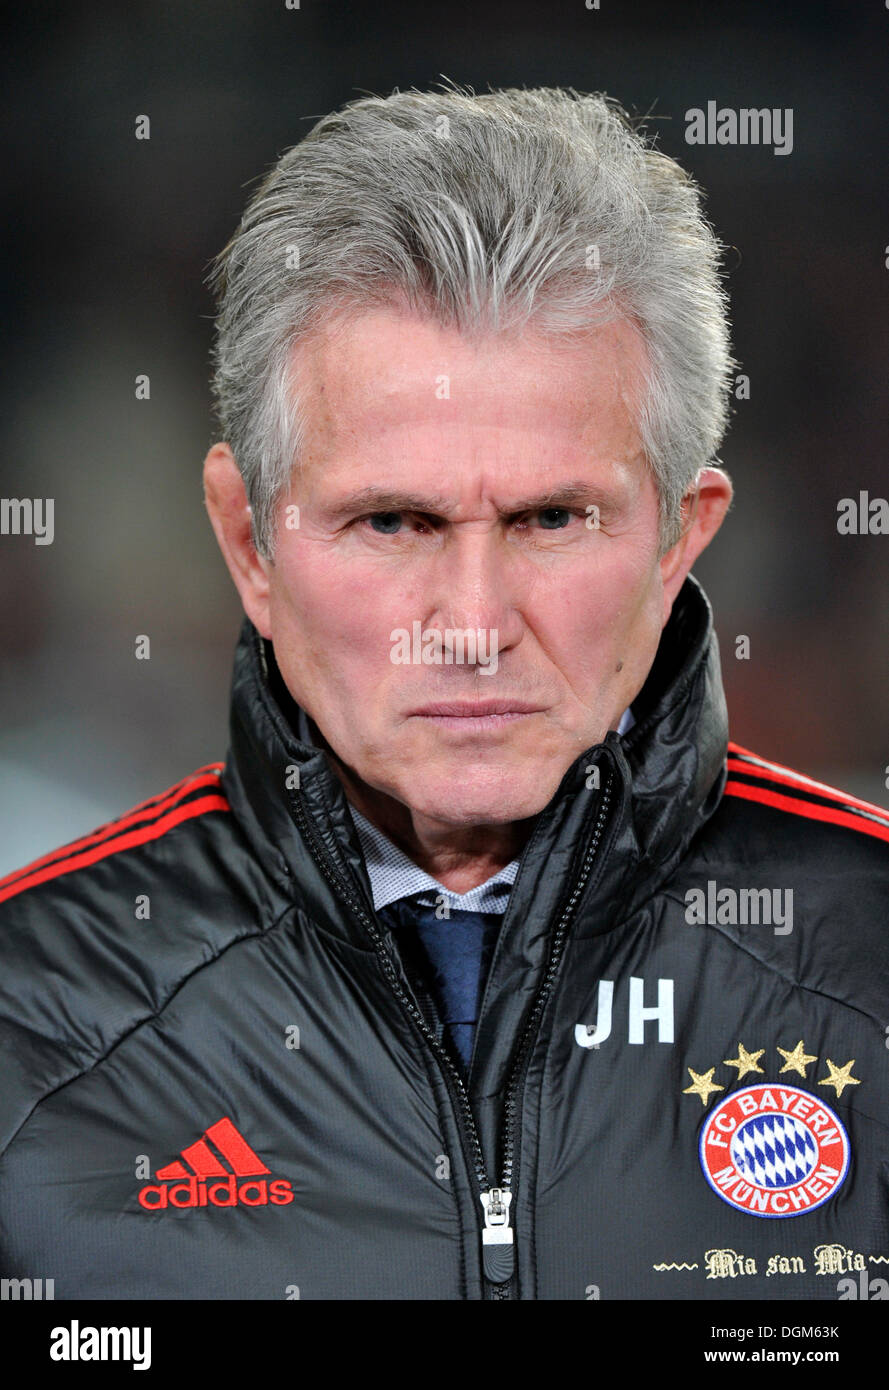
left=203, top=442, right=273, bottom=638
left=659, top=466, right=733, bottom=626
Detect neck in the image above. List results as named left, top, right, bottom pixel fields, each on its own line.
left=327, top=753, right=536, bottom=893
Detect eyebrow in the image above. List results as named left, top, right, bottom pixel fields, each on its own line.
left=322, top=480, right=624, bottom=521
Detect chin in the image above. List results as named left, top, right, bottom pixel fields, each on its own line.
left=393, top=763, right=565, bottom=827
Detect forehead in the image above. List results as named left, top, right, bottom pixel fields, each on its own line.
left=288, top=305, right=649, bottom=470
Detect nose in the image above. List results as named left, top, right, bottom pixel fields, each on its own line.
left=422, top=524, right=525, bottom=664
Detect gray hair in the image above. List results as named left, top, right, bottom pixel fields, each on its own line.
left=209, top=85, right=734, bottom=558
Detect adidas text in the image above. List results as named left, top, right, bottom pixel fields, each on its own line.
left=138, top=1175, right=293, bottom=1209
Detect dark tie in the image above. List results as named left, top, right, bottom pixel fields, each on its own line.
left=379, top=898, right=503, bottom=1074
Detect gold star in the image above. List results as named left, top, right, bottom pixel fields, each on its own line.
left=818, top=1058, right=861, bottom=1098
left=777, top=1040, right=818, bottom=1077
left=683, top=1067, right=725, bottom=1106
left=723, top=1044, right=765, bottom=1079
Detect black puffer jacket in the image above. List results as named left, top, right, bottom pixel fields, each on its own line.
left=1, top=577, right=887, bottom=1300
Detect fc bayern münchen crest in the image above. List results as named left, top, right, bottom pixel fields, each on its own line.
left=699, top=1082, right=850, bottom=1218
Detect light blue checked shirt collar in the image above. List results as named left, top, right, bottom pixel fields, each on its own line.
left=348, top=803, right=519, bottom=913
left=295, top=705, right=635, bottom=915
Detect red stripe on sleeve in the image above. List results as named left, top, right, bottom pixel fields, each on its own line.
left=0, top=769, right=226, bottom=893
left=723, top=780, right=889, bottom=845
left=0, top=794, right=230, bottom=905
left=726, top=757, right=889, bottom=821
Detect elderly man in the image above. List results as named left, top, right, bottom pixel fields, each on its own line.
left=1, top=87, right=887, bottom=1302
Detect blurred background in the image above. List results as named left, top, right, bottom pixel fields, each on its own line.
left=2, top=0, right=887, bottom=874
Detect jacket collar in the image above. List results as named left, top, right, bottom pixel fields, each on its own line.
left=588, top=572, right=729, bottom=930
left=221, top=574, right=728, bottom=943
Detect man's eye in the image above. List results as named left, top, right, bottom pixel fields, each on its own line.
left=535, top=508, right=573, bottom=530
left=367, top=512, right=403, bottom=534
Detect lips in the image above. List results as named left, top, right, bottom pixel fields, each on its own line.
left=407, top=700, right=544, bottom=718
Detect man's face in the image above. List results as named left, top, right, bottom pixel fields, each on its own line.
left=254, top=305, right=677, bottom=828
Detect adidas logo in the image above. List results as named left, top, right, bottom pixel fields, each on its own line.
left=137, top=1116, right=294, bottom=1211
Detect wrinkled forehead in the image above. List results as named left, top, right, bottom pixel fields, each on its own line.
left=286, top=304, right=650, bottom=478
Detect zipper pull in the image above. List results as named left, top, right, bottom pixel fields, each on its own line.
left=480, top=1187, right=514, bottom=1283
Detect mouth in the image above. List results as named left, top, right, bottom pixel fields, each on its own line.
left=406, top=699, right=546, bottom=731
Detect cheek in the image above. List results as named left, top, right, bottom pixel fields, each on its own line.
left=269, top=551, right=400, bottom=675
left=537, top=551, right=659, bottom=660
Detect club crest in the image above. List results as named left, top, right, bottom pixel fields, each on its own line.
left=699, top=1082, right=850, bottom=1218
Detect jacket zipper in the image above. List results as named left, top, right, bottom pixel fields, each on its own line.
left=288, top=767, right=614, bottom=1299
